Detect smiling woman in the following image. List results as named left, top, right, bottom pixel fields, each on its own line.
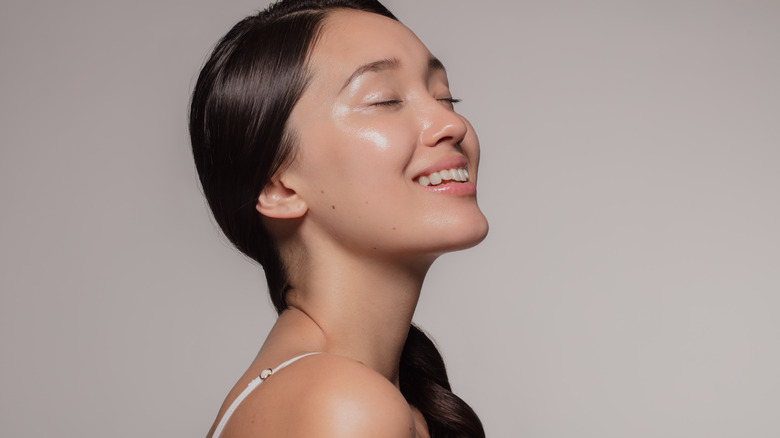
left=189, top=1, right=488, bottom=437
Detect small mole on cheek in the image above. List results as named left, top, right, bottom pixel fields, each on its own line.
left=321, top=190, right=325, bottom=194
left=331, top=205, right=336, bottom=210
left=393, top=227, right=396, bottom=231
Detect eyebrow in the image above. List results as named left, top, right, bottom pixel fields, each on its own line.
left=340, top=56, right=447, bottom=91
left=428, top=57, right=446, bottom=74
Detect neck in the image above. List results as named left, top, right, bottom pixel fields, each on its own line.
left=285, top=247, right=433, bottom=384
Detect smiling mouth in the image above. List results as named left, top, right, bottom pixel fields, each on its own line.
left=416, top=167, right=470, bottom=187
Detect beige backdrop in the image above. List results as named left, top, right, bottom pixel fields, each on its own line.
left=1, top=0, right=779, bottom=436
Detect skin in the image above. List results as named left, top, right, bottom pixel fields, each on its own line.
left=208, top=9, right=488, bottom=438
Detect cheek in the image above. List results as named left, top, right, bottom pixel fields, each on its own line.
left=355, top=127, right=390, bottom=150
left=319, top=117, right=414, bottom=175
left=296, top=124, right=413, bottom=209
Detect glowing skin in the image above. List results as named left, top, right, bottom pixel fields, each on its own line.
left=238, top=11, right=489, bottom=437
left=282, top=10, right=489, bottom=261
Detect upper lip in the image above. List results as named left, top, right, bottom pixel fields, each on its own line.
left=413, top=155, right=469, bottom=181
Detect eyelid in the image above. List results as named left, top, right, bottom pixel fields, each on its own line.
left=438, top=97, right=461, bottom=104
left=366, top=95, right=460, bottom=109
left=372, top=99, right=403, bottom=107
left=437, top=97, right=461, bottom=110
left=361, top=89, right=402, bottom=107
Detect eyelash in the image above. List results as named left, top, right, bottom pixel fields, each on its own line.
left=372, top=97, right=462, bottom=107
left=374, top=100, right=403, bottom=107
left=439, top=97, right=462, bottom=105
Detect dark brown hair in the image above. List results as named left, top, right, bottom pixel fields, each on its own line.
left=189, top=1, right=484, bottom=436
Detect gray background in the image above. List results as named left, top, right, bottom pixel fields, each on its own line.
left=1, top=0, right=778, bottom=436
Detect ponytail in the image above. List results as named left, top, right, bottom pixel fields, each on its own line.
left=400, top=325, right=485, bottom=438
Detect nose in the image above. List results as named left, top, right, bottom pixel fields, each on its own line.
left=419, top=100, right=468, bottom=148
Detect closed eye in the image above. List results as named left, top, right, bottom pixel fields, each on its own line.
left=438, top=97, right=461, bottom=109
left=373, top=99, right=403, bottom=107
left=438, top=97, right=461, bottom=104
left=372, top=97, right=460, bottom=108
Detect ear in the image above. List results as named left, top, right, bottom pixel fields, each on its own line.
left=256, top=177, right=307, bottom=219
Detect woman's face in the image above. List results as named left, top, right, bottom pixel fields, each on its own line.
left=282, top=10, right=488, bottom=259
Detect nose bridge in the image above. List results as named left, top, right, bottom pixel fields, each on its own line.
left=419, top=98, right=467, bottom=147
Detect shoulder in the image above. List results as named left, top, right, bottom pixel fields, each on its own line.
left=223, top=353, right=416, bottom=438
left=289, top=354, right=416, bottom=437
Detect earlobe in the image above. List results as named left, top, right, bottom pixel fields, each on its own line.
left=256, top=178, right=308, bottom=219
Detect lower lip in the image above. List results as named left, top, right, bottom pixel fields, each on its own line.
left=418, top=181, right=477, bottom=195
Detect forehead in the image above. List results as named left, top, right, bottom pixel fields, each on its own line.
left=306, top=10, right=433, bottom=85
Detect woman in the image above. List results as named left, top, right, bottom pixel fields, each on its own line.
left=189, top=1, right=489, bottom=436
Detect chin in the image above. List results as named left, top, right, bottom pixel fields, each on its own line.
left=453, top=216, right=490, bottom=251
left=422, top=211, right=489, bottom=256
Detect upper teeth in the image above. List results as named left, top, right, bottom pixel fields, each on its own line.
left=418, top=167, right=470, bottom=187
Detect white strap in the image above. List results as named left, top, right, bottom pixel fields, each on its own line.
left=212, top=352, right=321, bottom=438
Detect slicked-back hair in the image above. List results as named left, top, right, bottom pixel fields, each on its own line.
left=189, top=1, right=484, bottom=436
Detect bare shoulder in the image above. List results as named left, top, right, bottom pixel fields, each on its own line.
left=221, top=353, right=416, bottom=438
left=287, top=354, right=416, bottom=437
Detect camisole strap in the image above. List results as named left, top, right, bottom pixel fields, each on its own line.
left=212, top=352, right=321, bottom=438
